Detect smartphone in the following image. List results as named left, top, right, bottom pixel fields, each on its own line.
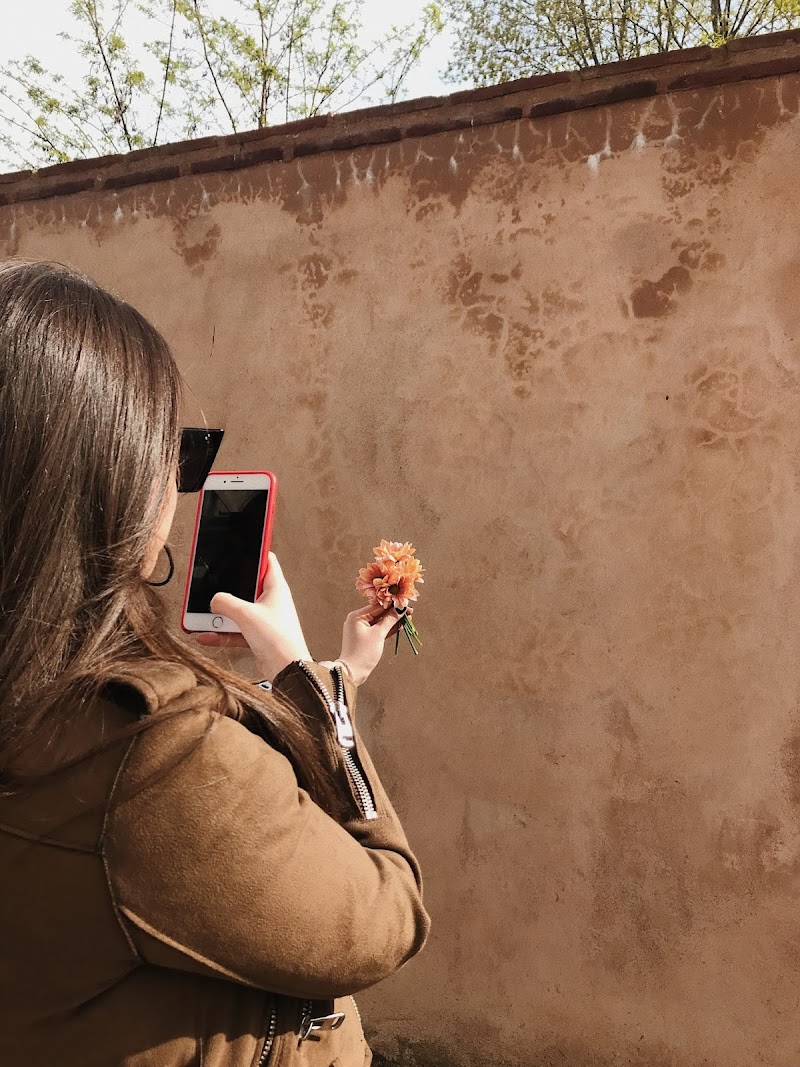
left=181, top=471, right=277, bottom=633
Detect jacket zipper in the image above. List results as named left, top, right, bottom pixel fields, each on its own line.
left=350, top=995, right=363, bottom=1028
left=295, top=661, right=378, bottom=820
left=257, top=1003, right=277, bottom=1067
left=299, top=997, right=314, bottom=1039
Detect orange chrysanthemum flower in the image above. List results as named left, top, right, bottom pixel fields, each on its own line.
left=373, top=540, right=416, bottom=563
left=356, top=563, right=416, bottom=611
left=355, top=541, right=425, bottom=655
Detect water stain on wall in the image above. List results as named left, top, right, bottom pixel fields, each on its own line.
left=630, top=264, right=692, bottom=318
left=590, top=694, right=696, bottom=986
left=441, top=246, right=585, bottom=399
left=295, top=251, right=335, bottom=327
left=682, top=343, right=783, bottom=445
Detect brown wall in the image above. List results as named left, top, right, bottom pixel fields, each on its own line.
left=3, top=40, right=800, bottom=1066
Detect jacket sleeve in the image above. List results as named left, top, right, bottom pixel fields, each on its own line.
left=102, top=663, right=430, bottom=999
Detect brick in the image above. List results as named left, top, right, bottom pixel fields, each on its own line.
left=667, top=67, right=738, bottom=90
left=403, top=104, right=523, bottom=140
left=237, top=115, right=330, bottom=145
left=530, top=79, right=658, bottom=118
left=294, top=125, right=403, bottom=156
left=736, top=54, right=800, bottom=77
left=450, top=70, right=572, bottom=104
left=237, top=126, right=283, bottom=145
left=529, top=96, right=581, bottom=119
left=333, top=124, right=404, bottom=149
left=726, top=28, right=800, bottom=52
left=0, top=169, right=33, bottom=184
left=578, top=45, right=713, bottom=79
left=281, top=114, right=332, bottom=136
left=103, top=165, right=181, bottom=190
left=292, top=139, right=336, bottom=157
left=478, top=104, right=525, bottom=124
left=590, top=79, right=659, bottom=104
left=0, top=185, right=49, bottom=205
left=37, top=153, right=121, bottom=177
left=243, top=144, right=285, bottom=165
left=124, top=134, right=223, bottom=162
left=188, top=143, right=284, bottom=174
left=404, top=115, right=475, bottom=138
left=669, top=53, right=800, bottom=90
left=189, top=152, right=241, bottom=174
left=39, top=177, right=97, bottom=197
left=291, top=139, right=329, bottom=158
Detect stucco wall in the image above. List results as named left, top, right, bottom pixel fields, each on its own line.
left=3, top=40, right=800, bottom=1066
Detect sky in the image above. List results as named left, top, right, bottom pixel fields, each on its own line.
left=0, top=0, right=470, bottom=110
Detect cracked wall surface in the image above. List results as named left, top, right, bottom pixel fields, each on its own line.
left=3, top=66, right=800, bottom=1066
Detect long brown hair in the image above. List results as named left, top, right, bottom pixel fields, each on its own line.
left=0, top=258, right=345, bottom=818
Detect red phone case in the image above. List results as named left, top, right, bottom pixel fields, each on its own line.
left=180, top=470, right=277, bottom=633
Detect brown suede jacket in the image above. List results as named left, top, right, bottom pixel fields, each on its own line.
left=0, top=659, right=430, bottom=1066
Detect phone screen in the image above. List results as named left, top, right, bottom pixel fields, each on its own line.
left=187, top=488, right=269, bottom=612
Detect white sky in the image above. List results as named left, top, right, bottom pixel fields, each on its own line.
left=0, top=0, right=470, bottom=108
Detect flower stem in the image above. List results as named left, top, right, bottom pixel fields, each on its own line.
left=403, top=617, right=421, bottom=654
left=391, top=608, right=422, bottom=656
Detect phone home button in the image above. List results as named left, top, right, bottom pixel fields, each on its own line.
left=211, top=615, right=225, bottom=629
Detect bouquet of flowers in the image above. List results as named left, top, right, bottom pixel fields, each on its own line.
left=356, top=540, right=424, bottom=655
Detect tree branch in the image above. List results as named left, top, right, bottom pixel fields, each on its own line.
left=84, top=0, right=134, bottom=147
left=285, top=0, right=301, bottom=123
left=191, top=0, right=238, bottom=133
left=153, top=0, right=177, bottom=143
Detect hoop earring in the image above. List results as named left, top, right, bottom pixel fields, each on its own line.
left=146, top=545, right=175, bottom=587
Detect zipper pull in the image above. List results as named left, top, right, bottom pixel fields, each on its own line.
left=299, top=1007, right=346, bottom=1041
left=332, top=698, right=355, bottom=749
left=329, top=665, right=355, bottom=749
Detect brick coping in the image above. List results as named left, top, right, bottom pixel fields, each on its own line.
left=1, top=27, right=799, bottom=206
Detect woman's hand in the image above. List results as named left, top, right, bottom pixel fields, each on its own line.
left=194, top=553, right=311, bottom=681
left=337, top=603, right=412, bottom=687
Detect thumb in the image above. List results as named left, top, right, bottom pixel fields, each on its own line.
left=210, top=591, right=256, bottom=626
left=373, top=606, right=405, bottom=638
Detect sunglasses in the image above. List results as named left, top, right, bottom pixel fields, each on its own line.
left=178, top=427, right=224, bottom=493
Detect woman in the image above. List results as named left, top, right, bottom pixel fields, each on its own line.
left=0, top=259, right=430, bottom=1066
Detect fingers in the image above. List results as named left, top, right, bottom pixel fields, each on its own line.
left=194, top=632, right=249, bottom=647
left=372, top=606, right=404, bottom=638
left=347, top=606, right=388, bottom=623
left=348, top=602, right=413, bottom=625
left=256, top=552, right=283, bottom=599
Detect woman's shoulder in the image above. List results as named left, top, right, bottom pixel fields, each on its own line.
left=101, top=659, right=203, bottom=718
left=98, top=659, right=235, bottom=800
left=103, top=659, right=275, bottom=806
